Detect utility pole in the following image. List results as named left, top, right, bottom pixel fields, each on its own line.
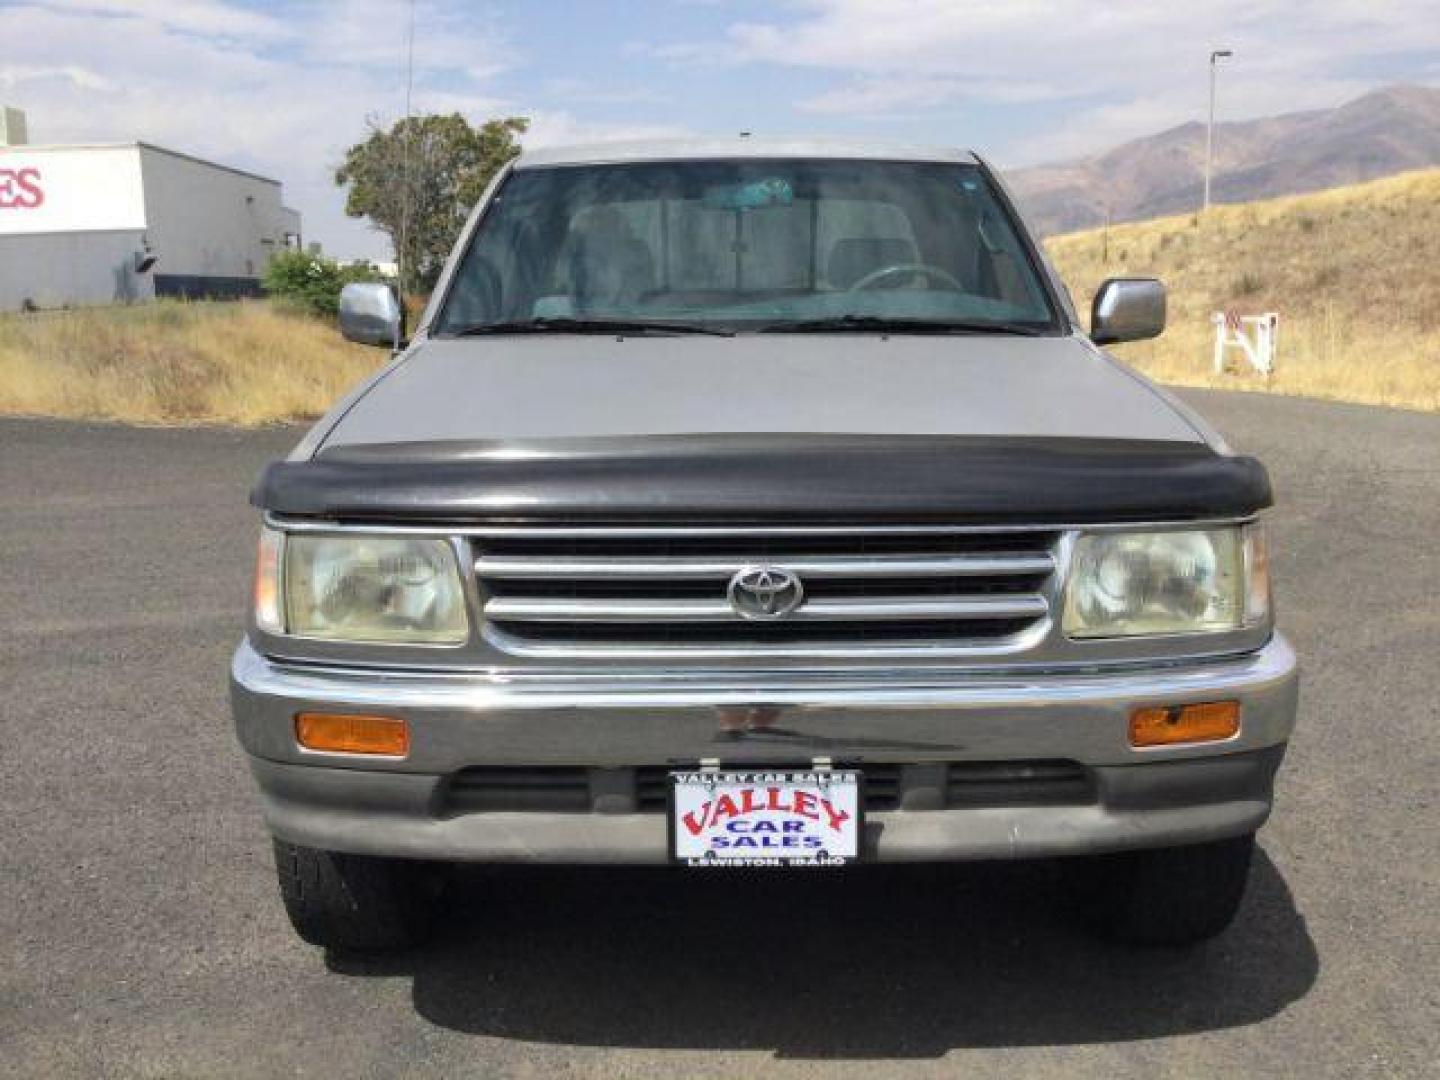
left=396, top=0, right=417, bottom=302
left=1204, top=49, right=1233, bottom=212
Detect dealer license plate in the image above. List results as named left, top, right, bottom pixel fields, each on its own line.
left=669, top=769, right=862, bottom=867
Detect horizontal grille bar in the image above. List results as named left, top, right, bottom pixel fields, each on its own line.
left=472, top=525, right=1062, bottom=658
left=477, top=531, right=1057, bottom=558
left=484, top=595, right=1048, bottom=624
left=475, top=552, right=1054, bottom=580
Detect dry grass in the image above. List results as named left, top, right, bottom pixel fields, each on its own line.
left=5, top=174, right=1437, bottom=426
left=1045, top=168, right=1440, bottom=412
left=0, top=300, right=386, bottom=425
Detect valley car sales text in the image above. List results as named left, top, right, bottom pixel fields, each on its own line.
left=674, top=771, right=856, bottom=866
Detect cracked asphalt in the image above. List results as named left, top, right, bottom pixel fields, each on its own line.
left=1, top=390, right=1437, bottom=1077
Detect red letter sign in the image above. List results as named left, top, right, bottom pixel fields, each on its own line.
left=0, top=167, right=44, bottom=209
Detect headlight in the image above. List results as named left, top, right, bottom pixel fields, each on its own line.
left=254, top=527, right=469, bottom=644
left=1063, top=526, right=1267, bottom=639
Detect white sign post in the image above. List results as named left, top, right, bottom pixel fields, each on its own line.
left=1212, top=311, right=1279, bottom=376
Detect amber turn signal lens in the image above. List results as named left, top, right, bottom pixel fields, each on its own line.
left=295, top=713, right=410, bottom=756
left=1130, top=701, right=1240, bottom=748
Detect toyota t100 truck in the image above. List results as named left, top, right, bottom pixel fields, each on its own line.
left=233, top=139, right=1297, bottom=951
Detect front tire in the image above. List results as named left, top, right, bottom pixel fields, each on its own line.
left=1075, top=833, right=1256, bottom=946
left=273, top=839, right=447, bottom=952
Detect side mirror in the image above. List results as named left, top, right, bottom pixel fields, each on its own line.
left=1090, top=277, right=1165, bottom=345
left=339, top=282, right=405, bottom=348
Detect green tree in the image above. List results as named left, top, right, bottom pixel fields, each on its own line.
left=263, top=250, right=388, bottom=318
left=335, top=114, right=527, bottom=295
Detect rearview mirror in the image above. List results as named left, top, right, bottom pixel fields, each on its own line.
left=1090, top=278, right=1165, bottom=345
left=338, top=282, right=405, bottom=348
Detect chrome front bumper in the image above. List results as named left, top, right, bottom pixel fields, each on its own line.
left=230, top=635, right=1298, bottom=863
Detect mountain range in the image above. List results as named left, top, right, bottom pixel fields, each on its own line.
left=1007, top=84, right=1440, bottom=236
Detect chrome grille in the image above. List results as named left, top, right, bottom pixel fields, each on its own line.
left=473, top=527, right=1062, bottom=658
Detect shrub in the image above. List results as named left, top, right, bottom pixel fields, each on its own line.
left=1231, top=271, right=1265, bottom=298
left=263, top=250, right=389, bottom=319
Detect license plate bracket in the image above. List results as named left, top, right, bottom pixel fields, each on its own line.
left=669, top=769, right=862, bottom=867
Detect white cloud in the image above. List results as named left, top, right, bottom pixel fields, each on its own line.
left=306, top=0, right=511, bottom=76
left=32, top=0, right=294, bottom=41
left=802, top=76, right=1060, bottom=116
left=662, top=0, right=1440, bottom=161
left=522, top=111, right=691, bottom=148
left=538, top=77, right=663, bottom=108
left=8, top=0, right=1436, bottom=262
left=0, top=64, right=116, bottom=93
left=1004, top=73, right=1381, bottom=165
left=1, top=0, right=696, bottom=259
left=0, top=1, right=520, bottom=258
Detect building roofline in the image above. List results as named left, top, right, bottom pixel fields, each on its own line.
left=137, top=143, right=283, bottom=186
left=0, top=140, right=283, bottom=186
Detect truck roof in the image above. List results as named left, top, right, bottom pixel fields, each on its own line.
left=514, top=137, right=980, bottom=169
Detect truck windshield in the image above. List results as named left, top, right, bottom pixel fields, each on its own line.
left=435, top=159, right=1059, bottom=334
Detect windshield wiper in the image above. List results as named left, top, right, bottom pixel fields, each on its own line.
left=445, top=317, right=734, bottom=337
left=757, top=315, right=1045, bottom=336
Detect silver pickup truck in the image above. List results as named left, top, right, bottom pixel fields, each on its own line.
left=233, top=139, right=1297, bottom=951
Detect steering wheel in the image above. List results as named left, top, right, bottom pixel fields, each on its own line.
left=847, top=262, right=967, bottom=293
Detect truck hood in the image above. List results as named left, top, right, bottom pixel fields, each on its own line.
left=319, top=333, right=1204, bottom=449
left=258, top=334, right=1271, bottom=523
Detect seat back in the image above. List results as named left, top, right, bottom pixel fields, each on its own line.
left=827, top=237, right=920, bottom=289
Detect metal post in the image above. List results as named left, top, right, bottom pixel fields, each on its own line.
left=1204, top=49, right=1232, bottom=212
left=396, top=0, right=417, bottom=300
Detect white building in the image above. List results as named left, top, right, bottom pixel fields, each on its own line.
left=0, top=109, right=301, bottom=311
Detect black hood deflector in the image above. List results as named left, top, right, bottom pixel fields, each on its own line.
left=254, top=435, right=1272, bottom=524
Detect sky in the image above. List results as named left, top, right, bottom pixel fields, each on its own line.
left=3, top=0, right=1437, bottom=259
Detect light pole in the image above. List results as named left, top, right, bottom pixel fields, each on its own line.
left=1204, top=49, right=1233, bottom=212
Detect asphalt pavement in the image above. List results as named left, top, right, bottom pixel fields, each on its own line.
left=1, top=390, right=1437, bottom=1078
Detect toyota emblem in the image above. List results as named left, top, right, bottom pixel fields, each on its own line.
left=728, top=566, right=805, bottom=621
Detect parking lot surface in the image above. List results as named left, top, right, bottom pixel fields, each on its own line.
left=1, top=390, right=1437, bottom=1077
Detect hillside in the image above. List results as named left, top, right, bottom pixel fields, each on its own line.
left=2, top=176, right=1436, bottom=425
left=1044, top=168, right=1440, bottom=411
left=1011, top=85, right=1440, bottom=236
